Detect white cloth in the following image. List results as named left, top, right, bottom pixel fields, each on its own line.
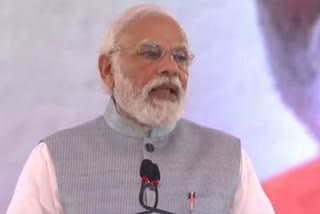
left=7, top=143, right=274, bottom=214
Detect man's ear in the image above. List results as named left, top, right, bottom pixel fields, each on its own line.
left=98, top=54, right=115, bottom=90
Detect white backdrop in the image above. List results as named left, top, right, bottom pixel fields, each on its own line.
left=0, top=0, right=318, bottom=212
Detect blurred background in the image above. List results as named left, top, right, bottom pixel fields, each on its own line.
left=1, top=0, right=319, bottom=213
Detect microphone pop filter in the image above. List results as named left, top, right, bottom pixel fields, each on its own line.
left=140, top=159, right=154, bottom=180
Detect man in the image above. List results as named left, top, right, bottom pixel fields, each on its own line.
left=257, top=0, right=320, bottom=213
left=7, top=4, right=274, bottom=214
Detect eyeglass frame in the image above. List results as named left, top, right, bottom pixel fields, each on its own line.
left=108, top=39, right=195, bottom=71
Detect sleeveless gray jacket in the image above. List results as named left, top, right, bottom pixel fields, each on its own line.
left=44, top=100, right=241, bottom=214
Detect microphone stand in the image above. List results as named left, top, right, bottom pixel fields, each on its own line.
left=135, top=160, right=175, bottom=214
left=136, top=182, right=175, bottom=214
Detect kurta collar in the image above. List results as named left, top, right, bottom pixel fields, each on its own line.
left=103, top=98, right=176, bottom=138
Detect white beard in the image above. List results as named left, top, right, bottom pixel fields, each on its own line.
left=112, top=68, right=186, bottom=127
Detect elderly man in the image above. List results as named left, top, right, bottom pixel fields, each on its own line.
left=7, top=4, right=274, bottom=214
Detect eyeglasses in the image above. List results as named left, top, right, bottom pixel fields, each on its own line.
left=109, top=40, right=195, bottom=70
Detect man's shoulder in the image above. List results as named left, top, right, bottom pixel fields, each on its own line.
left=41, top=116, right=105, bottom=143
left=177, top=118, right=240, bottom=143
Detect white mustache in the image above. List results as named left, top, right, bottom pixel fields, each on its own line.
left=143, top=76, right=184, bottom=98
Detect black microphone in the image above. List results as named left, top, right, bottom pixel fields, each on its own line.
left=150, top=163, right=160, bottom=208
left=140, top=159, right=154, bottom=183
left=136, top=159, right=155, bottom=214
left=139, top=159, right=154, bottom=207
left=139, top=163, right=161, bottom=214
left=135, top=160, right=175, bottom=214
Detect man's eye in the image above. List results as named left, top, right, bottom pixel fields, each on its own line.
left=139, top=49, right=161, bottom=58
left=173, top=53, right=187, bottom=63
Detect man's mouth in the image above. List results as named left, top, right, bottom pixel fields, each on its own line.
left=149, top=84, right=179, bottom=101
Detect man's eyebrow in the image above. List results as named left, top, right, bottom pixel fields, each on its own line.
left=137, top=39, right=189, bottom=50
left=173, top=42, right=189, bottom=50
left=137, top=39, right=158, bottom=46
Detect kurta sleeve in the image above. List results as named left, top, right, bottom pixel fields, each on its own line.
left=231, top=149, right=275, bottom=214
left=6, top=142, right=62, bottom=214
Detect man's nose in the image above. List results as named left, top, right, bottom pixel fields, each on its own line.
left=157, top=52, right=179, bottom=75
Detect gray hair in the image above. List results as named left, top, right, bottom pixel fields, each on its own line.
left=98, top=4, right=185, bottom=94
left=99, top=4, right=179, bottom=57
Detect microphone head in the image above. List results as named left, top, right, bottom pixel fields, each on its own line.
left=140, top=159, right=154, bottom=180
left=151, top=163, right=160, bottom=181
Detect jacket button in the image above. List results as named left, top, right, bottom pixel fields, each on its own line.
left=145, top=143, right=154, bottom=152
